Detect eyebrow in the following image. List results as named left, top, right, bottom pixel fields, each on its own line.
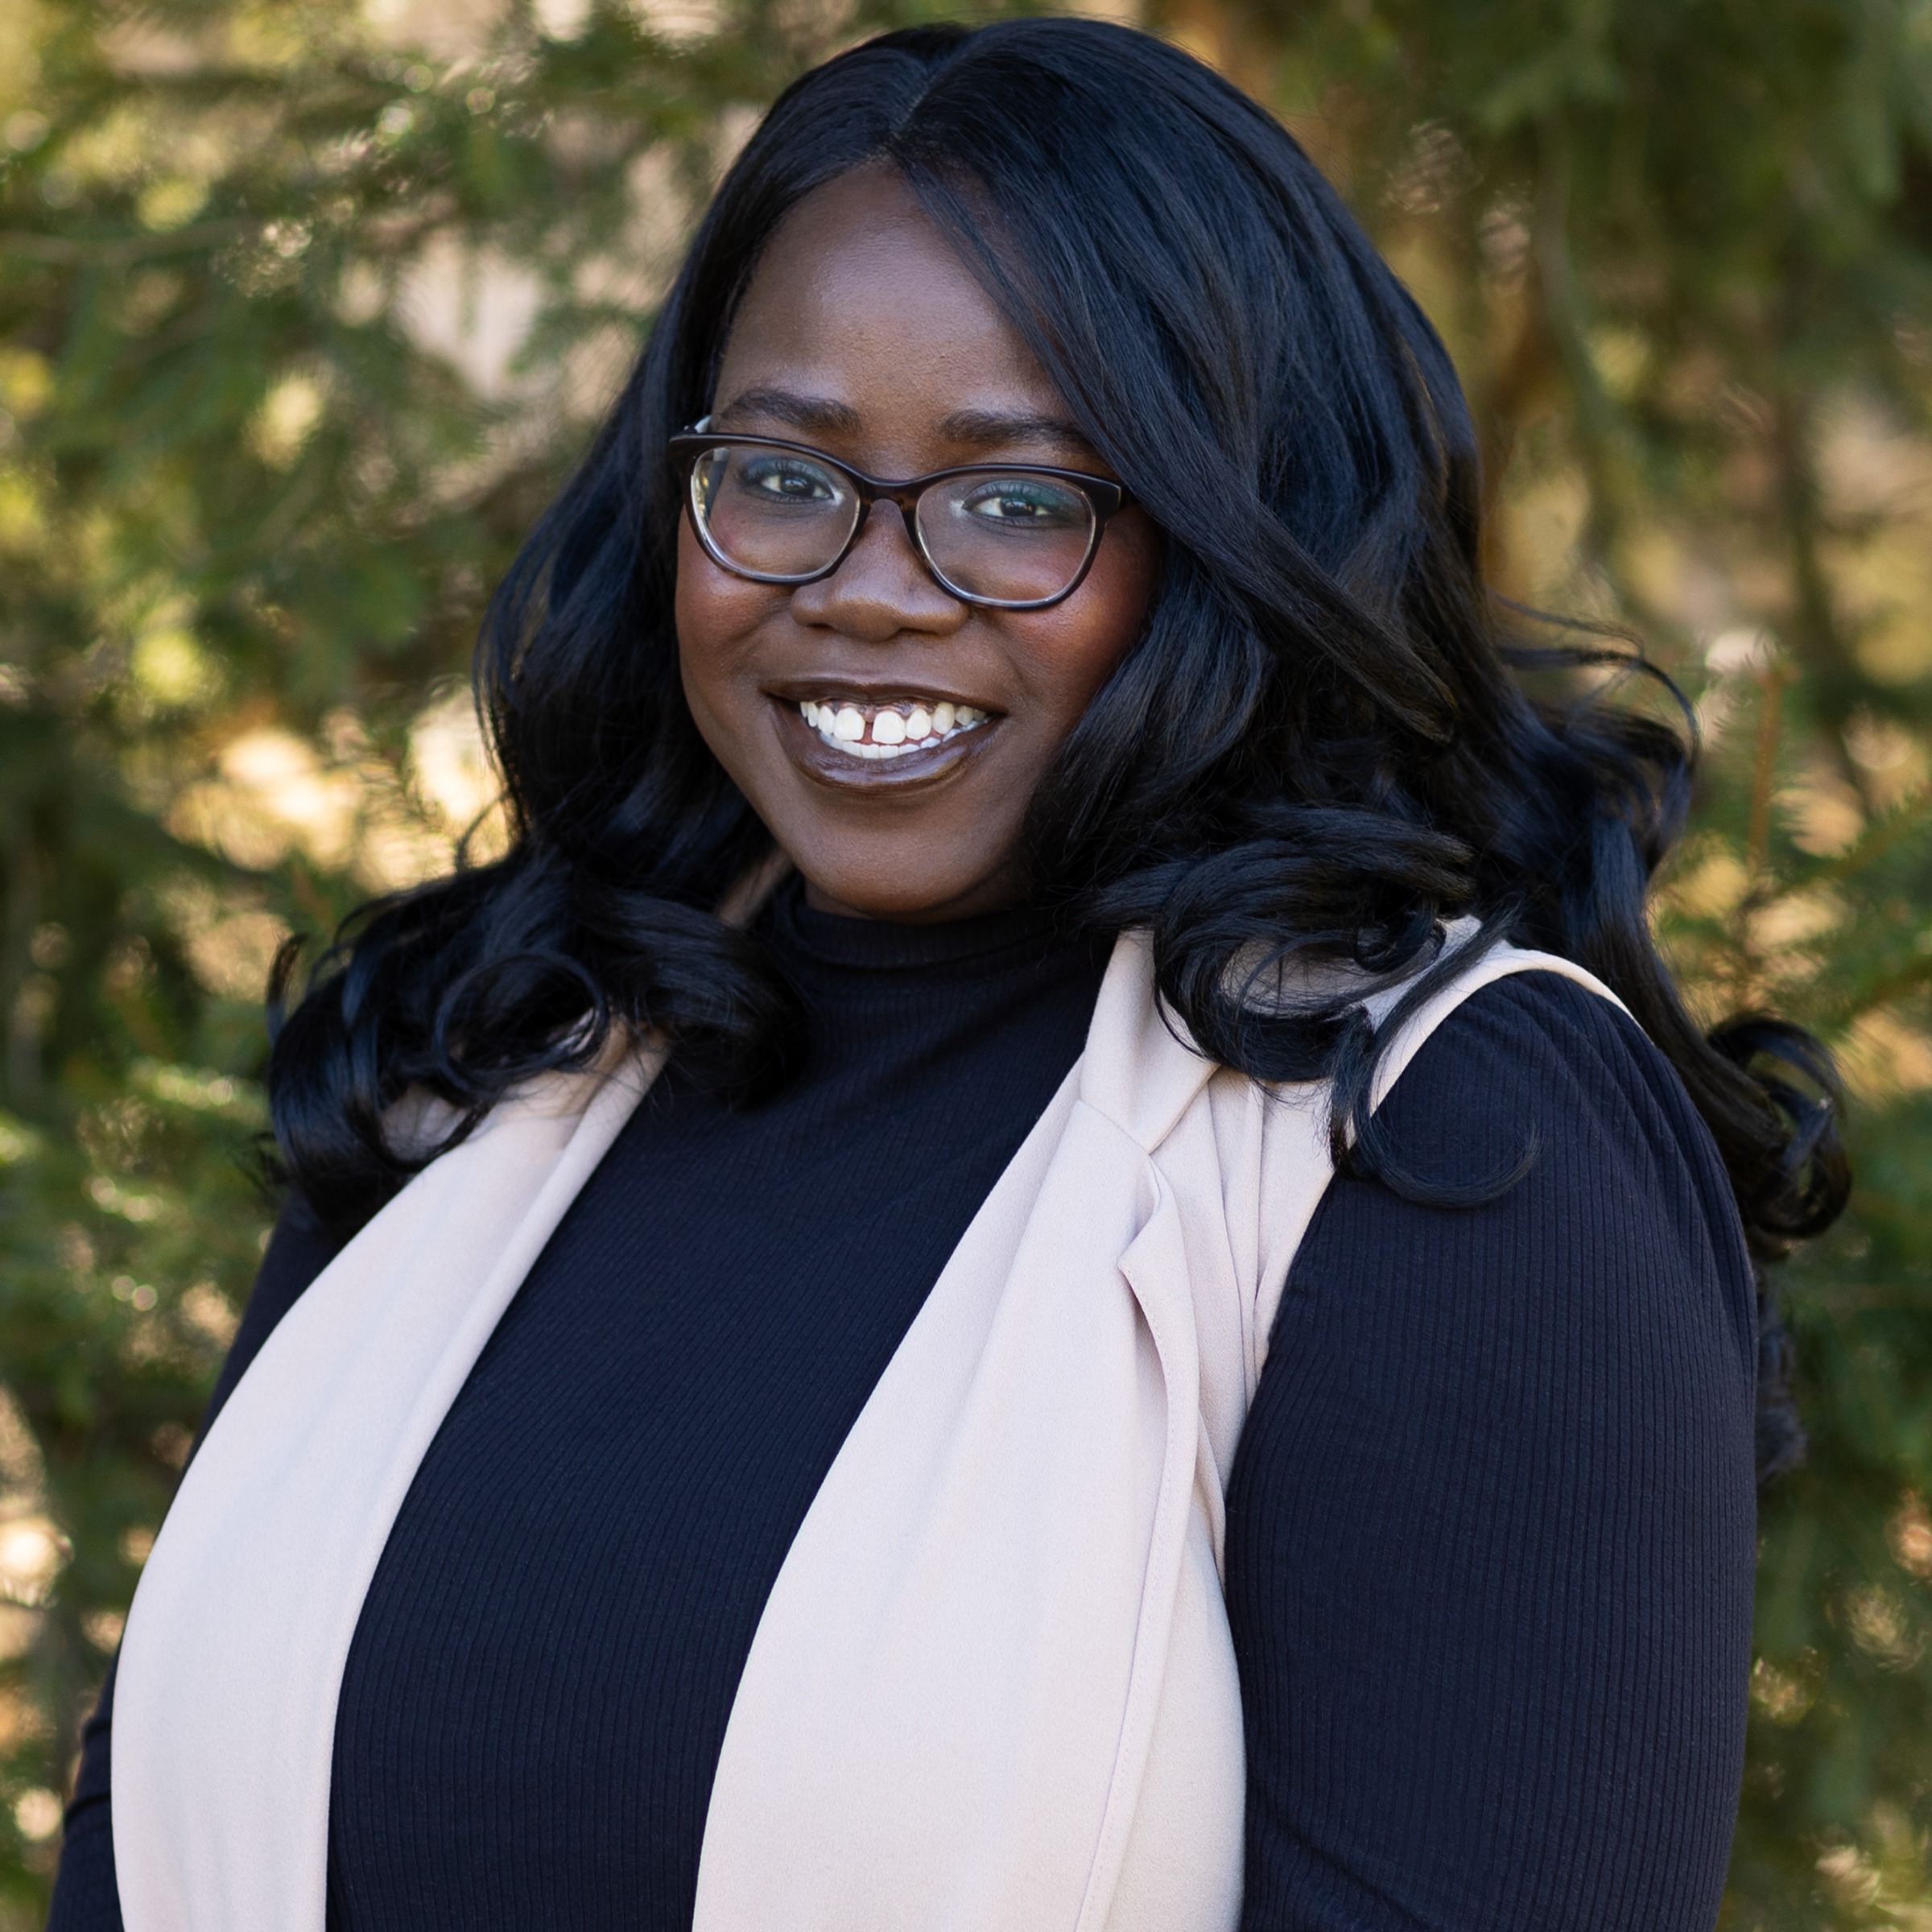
left=711, top=388, right=863, bottom=439
left=710, top=389, right=1101, bottom=467
left=935, top=408, right=1100, bottom=463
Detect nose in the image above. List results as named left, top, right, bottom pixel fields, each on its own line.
left=787, top=502, right=968, bottom=643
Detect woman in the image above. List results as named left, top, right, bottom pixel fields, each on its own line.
left=51, top=19, right=1844, bottom=1932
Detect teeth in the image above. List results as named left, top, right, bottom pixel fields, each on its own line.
left=796, top=698, right=989, bottom=759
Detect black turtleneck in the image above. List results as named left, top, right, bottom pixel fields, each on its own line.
left=51, top=886, right=1757, bottom=1932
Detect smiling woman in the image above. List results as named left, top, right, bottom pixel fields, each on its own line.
left=50, top=19, right=1845, bottom=1932
left=674, top=166, right=1162, bottom=922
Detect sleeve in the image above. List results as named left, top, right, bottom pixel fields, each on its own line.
left=45, top=1194, right=347, bottom=1932
left=1226, top=972, right=1759, bottom=1932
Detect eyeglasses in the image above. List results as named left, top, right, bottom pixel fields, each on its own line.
left=668, top=428, right=1133, bottom=611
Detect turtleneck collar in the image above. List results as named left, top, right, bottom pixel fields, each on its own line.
left=764, top=871, right=1088, bottom=977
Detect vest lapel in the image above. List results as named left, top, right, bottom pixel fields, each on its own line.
left=691, top=931, right=1228, bottom=1932
left=113, top=1052, right=663, bottom=1932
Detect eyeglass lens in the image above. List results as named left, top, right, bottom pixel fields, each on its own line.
left=688, top=443, right=1098, bottom=605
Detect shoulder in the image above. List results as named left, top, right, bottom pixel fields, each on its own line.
left=1394, top=968, right=1669, bottom=1128
left=1380, top=969, right=1738, bottom=1238
left=1281, top=968, right=1757, bottom=1383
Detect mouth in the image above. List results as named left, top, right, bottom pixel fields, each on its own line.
left=767, top=687, right=1002, bottom=793
left=795, top=696, right=992, bottom=761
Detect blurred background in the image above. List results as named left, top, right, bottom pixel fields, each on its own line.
left=0, top=0, right=1929, bottom=1922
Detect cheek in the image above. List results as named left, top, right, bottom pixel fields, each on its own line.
left=1015, top=517, right=1162, bottom=716
left=675, top=520, right=774, bottom=721
left=675, top=519, right=731, bottom=667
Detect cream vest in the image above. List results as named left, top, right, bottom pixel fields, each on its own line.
left=112, top=925, right=1621, bottom=1932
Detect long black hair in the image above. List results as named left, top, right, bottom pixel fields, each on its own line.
left=269, top=17, right=1846, bottom=1479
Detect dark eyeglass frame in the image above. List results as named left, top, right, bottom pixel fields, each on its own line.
left=667, top=428, right=1133, bottom=611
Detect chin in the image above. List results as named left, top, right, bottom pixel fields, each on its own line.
left=799, top=857, right=1014, bottom=923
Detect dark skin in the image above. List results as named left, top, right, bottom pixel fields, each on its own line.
left=675, top=166, right=1162, bottom=923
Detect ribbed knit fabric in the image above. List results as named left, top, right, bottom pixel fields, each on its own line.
left=1228, top=974, right=1756, bottom=1930
left=47, top=945, right=1757, bottom=1932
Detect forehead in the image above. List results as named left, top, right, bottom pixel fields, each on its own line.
left=713, top=167, right=1068, bottom=460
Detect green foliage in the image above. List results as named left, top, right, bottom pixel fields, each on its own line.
left=1, top=0, right=1930, bottom=1922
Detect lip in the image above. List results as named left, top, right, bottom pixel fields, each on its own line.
left=767, top=687, right=1004, bottom=793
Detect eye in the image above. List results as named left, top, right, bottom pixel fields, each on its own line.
left=960, top=477, right=1086, bottom=527
left=737, top=454, right=841, bottom=504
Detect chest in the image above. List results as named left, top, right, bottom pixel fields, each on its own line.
left=327, top=1058, right=1074, bottom=1928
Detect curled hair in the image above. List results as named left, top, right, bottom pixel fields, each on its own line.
left=268, top=18, right=1846, bottom=1480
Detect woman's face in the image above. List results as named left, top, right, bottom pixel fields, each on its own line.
left=675, top=167, right=1161, bottom=922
